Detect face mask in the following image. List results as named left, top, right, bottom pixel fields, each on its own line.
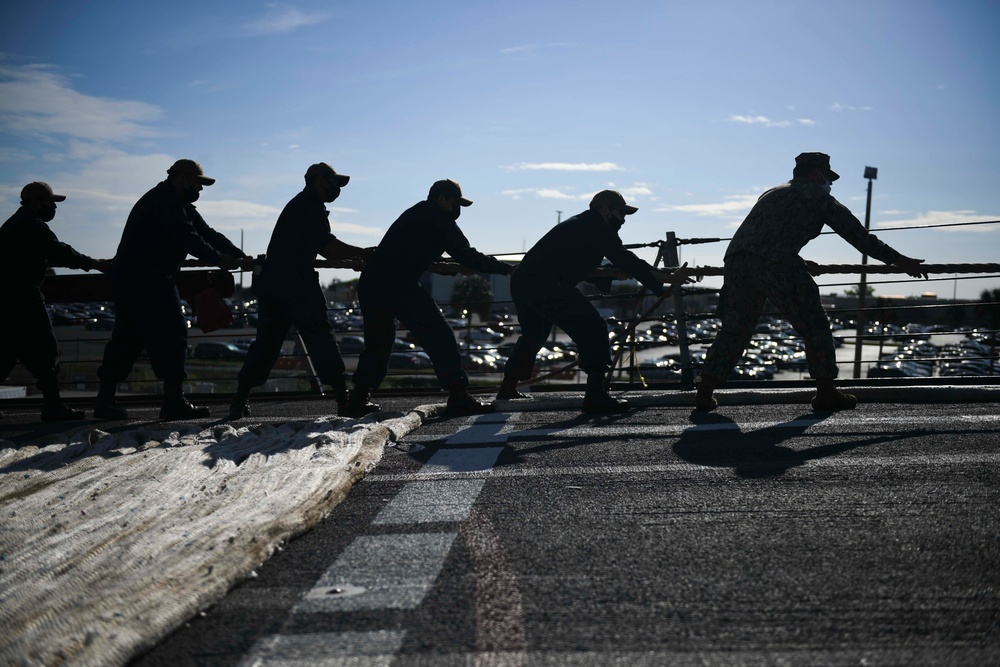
left=323, top=185, right=341, bottom=203
left=608, top=208, right=625, bottom=231
left=181, top=187, right=201, bottom=203
left=37, top=203, right=56, bottom=222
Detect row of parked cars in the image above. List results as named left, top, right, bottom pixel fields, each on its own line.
left=869, top=337, right=999, bottom=378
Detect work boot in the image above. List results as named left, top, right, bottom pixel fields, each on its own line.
left=812, top=378, right=858, bottom=412
left=694, top=375, right=719, bottom=412
left=446, top=387, right=494, bottom=415
left=582, top=372, right=629, bottom=414
left=340, top=386, right=380, bottom=419
left=496, top=376, right=529, bottom=400
left=331, top=379, right=350, bottom=416
left=229, top=383, right=252, bottom=420
left=160, top=396, right=211, bottom=421
left=41, top=401, right=86, bottom=422
left=94, top=380, right=128, bottom=420
left=811, top=390, right=858, bottom=411
left=582, top=392, right=630, bottom=414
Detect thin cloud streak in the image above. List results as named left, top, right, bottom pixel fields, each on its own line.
left=241, top=5, right=330, bottom=36
left=502, top=162, right=625, bottom=172
left=502, top=187, right=586, bottom=201
left=728, top=115, right=815, bottom=128
left=875, top=210, right=1000, bottom=232
left=655, top=194, right=761, bottom=217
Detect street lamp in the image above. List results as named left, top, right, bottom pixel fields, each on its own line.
left=852, top=166, right=878, bottom=379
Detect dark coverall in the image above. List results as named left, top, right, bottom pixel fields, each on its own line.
left=503, top=208, right=665, bottom=381
left=237, top=187, right=347, bottom=390
left=353, top=200, right=512, bottom=390
left=0, top=206, right=98, bottom=395
left=98, top=181, right=246, bottom=385
left=702, top=178, right=905, bottom=382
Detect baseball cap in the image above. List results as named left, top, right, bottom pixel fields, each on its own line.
left=428, top=179, right=472, bottom=206
left=21, top=181, right=66, bottom=203
left=590, top=190, right=638, bottom=214
left=167, top=159, right=216, bottom=185
left=305, top=162, right=350, bottom=186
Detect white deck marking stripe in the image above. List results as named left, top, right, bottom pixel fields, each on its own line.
left=373, top=479, right=487, bottom=524
left=293, top=533, right=457, bottom=612
left=422, top=446, right=505, bottom=474
left=240, top=631, right=405, bottom=666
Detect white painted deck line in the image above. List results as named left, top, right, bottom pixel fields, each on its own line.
left=239, top=630, right=405, bottom=667
left=294, top=533, right=458, bottom=612
left=373, top=479, right=488, bottom=524
left=421, top=446, right=505, bottom=474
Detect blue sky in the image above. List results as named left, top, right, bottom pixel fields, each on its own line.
left=1, top=0, right=998, bottom=299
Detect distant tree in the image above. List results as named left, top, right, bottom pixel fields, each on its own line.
left=844, top=284, right=876, bottom=298
left=976, top=288, right=1000, bottom=329
left=451, top=275, right=493, bottom=320
left=327, top=277, right=360, bottom=303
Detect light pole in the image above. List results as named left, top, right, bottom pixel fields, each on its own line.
left=852, top=166, right=878, bottom=379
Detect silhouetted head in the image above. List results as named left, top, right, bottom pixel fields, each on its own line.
left=589, top=189, right=637, bottom=231
left=793, top=152, right=839, bottom=192
left=306, top=162, right=350, bottom=203
left=21, top=181, right=65, bottom=222
left=167, top=159, right=215, bottom=203
left=429, top=179, right=472, bottom=220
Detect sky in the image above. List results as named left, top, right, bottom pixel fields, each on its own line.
left=1, top=0, right=998, bottom=300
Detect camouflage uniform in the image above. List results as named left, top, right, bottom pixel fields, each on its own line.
left=702, top=177, right=904, bottom=382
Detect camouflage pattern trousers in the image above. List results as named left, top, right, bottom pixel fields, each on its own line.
left=702, top=252, right=838, bottom=382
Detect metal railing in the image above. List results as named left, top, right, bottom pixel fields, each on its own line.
left=6, top=218, right=1000, bottom=399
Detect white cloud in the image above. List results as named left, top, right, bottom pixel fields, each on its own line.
left=195, top=199, right=282, bottom=221
left=729, top=115, right=772, bottom=125
left=728, top=115, right=815, bottom=128
left=830, top=102, right=873, bottom=112
left=502, top=187, right=584, bottom=200
left=875, top=210, right=1000, bottom=232
left=655, top=194, right=760, bottom=217
left=617, top=184, right=654, bottom=197
left=502, top=162, right=625, bottom=172
left=499, top=45, right=537, bottom=55
left=330, top=221, right=384, bottom=236
left=499, top=42, right=575, bottom=56
left=0, top=63, right=162, bottom=142
left=241, top=4, right=330, bottom=36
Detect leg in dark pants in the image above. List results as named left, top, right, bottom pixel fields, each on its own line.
left=233, top=281, right=347, bottom=419
left=97, top=276, right=204, bottom=420
left=395, top=285, right=467, bottom=390
left=3, top=294, right=83, bottom=421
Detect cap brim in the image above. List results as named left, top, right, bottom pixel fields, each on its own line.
left=624, top=204, right=638, bottom=215
left=51, top=194, right=67, bottom=202
left=458, top=197, right=473, bottom=207
left=333, top=174, right=350, bottom=186
left=827, top=169, right=840, bottom=182
left=197, top=176, right=216, bottom=186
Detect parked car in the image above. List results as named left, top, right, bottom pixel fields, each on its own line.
left=191, top=341, right=247, bottom=361
left=85, top=317, right=116, bottom=331
left=387, top=351, right=433, bottom=370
